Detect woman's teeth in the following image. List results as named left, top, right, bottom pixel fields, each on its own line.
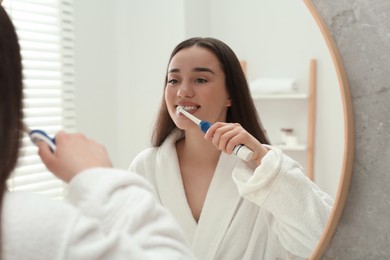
left=181, top=106, right=198, bottom=112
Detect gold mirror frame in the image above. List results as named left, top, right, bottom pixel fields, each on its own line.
left=303, top=1, right=355, bottom=259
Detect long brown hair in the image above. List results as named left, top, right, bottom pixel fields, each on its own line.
left=152, top=37, right=270, bottom=147
left=0, top=5, right=23, bottom=250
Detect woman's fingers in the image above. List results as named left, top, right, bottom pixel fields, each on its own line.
left=205, top=123, right=249, bottom=154
left=37, top=131, right=112, bottom=182
left=204, top=122, right=268, bottom=164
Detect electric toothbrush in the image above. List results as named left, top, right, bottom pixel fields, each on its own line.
left=176, top=106, right=254, bottom=161
left=23, top=124, right=57, bottom=152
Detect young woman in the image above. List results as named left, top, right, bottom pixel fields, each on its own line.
left=0, top=5, right=194, bottom=259
left=130, top=37, right=334, bottom=259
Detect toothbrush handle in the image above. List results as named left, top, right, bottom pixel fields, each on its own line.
left=199, top=121, right=254, bottom=161
left=233, top=144, right=254, bottom=161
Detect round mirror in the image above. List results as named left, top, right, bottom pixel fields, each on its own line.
left=75, top=0, right=354, bottom=258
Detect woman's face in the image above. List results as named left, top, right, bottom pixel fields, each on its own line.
left=165, top=46, right=231, bottom=131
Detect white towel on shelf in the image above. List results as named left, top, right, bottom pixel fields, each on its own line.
left=249, top=78, right=297, bottom=94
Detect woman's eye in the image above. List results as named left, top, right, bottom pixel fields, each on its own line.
left=168, top=79, right=178, bottom=84
left=195, top=78, right=207, bottom=83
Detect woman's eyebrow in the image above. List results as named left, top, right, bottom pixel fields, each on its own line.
left=168, top=68, right=180, bottom=73
left=168, top=67, right=215, bottom=74
left=193, top=67, right=215, bottom=74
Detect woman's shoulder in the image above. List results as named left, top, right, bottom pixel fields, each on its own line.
left=129, top=147, right=160, bottom=177
left=132, top=147, right=159, bottom=163
left=130, top=130, right=182, bottom=171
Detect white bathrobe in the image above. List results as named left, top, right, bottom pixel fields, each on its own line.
left=130, top=130, right=333, bottom=260
left=2, top=168, right=195, bottom=260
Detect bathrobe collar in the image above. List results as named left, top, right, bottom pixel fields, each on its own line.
left=155, top=130, right=242, bottom=257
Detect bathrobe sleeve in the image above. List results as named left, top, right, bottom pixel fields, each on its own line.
left=62, top=168, right=195, bottom=260
left=232, top=145, right=333, bottom=258
left=2, top=168, right=194, bottom=260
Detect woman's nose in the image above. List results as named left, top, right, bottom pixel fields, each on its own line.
left=177, top=84, right=194, bottom=98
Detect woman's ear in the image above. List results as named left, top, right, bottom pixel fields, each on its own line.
left=226, top=97, right=232, bottom=107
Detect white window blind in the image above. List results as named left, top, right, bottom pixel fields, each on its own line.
left=3, top=0, right=75, bottom=199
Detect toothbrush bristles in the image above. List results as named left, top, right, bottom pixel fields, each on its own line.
left=177, top=106, right=201, bottom=125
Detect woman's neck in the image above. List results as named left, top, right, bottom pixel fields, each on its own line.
left=176, top=129, right=221, bottom=165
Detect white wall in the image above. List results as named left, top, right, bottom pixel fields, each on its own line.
left=113, top=0, right=186, bottom=169
left=74, top=0, right=118, bottom=161
left=74, top=0, right=344, bottom=198
left=74, top=0, right=185, bottom=169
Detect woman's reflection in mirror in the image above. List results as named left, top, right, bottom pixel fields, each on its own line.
left=129, top=37, right=334, bottom=260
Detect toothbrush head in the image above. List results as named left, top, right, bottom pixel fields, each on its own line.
left=176, top=106, right=190, bottom=115
left=176, top=106, right=183, bottom=114
left=176, top=106, right=201, bottom=125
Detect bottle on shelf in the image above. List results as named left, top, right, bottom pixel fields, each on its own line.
left=280, top=128, right=298, bottom=146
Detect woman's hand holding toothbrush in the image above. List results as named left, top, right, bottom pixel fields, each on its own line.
left=176, top=106, right=266, bottom=163
left=38, top=131, right=113, bottom=182
left=204, top=122, right=269, bottom=166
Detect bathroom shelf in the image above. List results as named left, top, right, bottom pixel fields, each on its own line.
left=277, top=144, right=307, bottom=151
left=251, top=59, right=316, bottom=181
